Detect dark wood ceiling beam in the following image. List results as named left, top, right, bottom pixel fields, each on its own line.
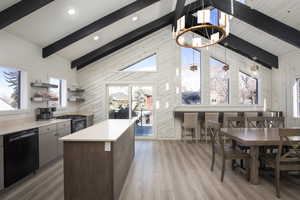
left=187, top=15, right=278, bottom=69
left=173, top=0, right=186, bottom=28
left=210, top=0, right=300, bottom=48
left=0, top=0, right=54, bottom=30
left=42, top=0, right=160, bottom=58
left=72, top=13, right=174, bottom=70
left=71, top=1, right=207, bottom=70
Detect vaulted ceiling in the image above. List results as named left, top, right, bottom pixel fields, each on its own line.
left=0, top=0, right=300, bottom=70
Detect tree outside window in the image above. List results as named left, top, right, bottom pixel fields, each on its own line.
left=0, top=66, right=21, bottom=111
left=239, top=72, right=258, bottom=104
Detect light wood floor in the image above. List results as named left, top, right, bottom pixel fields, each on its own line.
left=1, top=141, right=300, bottom=200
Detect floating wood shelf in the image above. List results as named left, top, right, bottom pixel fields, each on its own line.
left=68, top=88, right=85, bottom=93
left=31, top=82, right=58, bottom=88
left=68, top=98, right=85, bottom=103
left=31, top=97, right=58, bottom=102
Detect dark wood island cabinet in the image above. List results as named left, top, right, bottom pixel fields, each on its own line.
left=61, top=119, right=136, bottom=200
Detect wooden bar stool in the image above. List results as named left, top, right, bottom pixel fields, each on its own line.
left=181, top=113, right=199, bottom=142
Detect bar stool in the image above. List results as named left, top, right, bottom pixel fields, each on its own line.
left=182, top=113, right=199, bottom=142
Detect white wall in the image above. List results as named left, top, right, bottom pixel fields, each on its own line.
left=77, top=26, right=272, bottom=139
left=0, top=30, right=77, bottom=121
left=272, top=50, right=300, bottom=127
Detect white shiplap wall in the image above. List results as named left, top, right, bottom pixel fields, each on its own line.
left=272, top=50, right=300, bottom=127
left=78, top=26, right=272, bottom=139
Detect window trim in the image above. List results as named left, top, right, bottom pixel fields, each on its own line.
left=119, top=53, right=158, bottom=72
left=239, top=71, right=259, bottom=105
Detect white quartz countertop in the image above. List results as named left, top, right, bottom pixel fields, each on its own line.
left=60, top=119, right=136, bottom=142
left=0, top=119, right=71, bottom=136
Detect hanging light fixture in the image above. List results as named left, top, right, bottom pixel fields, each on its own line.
left=173, top=0, right=231, bottom=49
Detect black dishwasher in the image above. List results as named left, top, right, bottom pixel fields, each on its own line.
left=4, top=128, right=39, bottom=188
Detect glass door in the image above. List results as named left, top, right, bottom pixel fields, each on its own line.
left=131, top=86, right=153, bottom=137
left=108, top=86, right=129, bottom=119
left=107, top=85, right=154, bottom=138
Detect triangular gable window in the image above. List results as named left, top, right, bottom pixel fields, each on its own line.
left=120, top=54, right=157, bottom=72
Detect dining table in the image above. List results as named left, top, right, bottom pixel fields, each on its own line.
left=221, top=128, right=300, bottom=185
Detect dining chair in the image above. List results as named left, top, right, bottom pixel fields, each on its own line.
left=246, top=117, right=267, bottom=128
left=226, top=116, right=245, bottom=128
left=202, top=112, right=219, bottom=143
left=265, top=117, right=285, bottom=128
left=207, top=120, right=250, bottom=182
left=182, top=113, right=199, bottom=142
left=263, top=128, right=300, bottom=198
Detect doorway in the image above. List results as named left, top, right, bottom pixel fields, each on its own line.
left=107, top=84, right=154, bottom=138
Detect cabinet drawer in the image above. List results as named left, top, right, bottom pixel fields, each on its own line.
left=39, top=124, right=57, bottom=134
left=0, top=136, right=3, bottom=147
left=57, top=121, right=70, bottom=130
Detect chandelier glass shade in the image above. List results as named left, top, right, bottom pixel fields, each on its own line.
left=173, top=2, right=231, bottom=49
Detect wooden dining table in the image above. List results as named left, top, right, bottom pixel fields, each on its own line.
left=221, top=128, right=300, bottom=185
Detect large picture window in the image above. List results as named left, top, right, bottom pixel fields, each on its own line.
left=0, top=66, right=21, bottom=111
left=181, top=48, right=201, bottom=104
left=239, top=72, right=258, bottom=104
left=209, top=57, right=229, bottom=104
left=293, top=78, right=300, bottom=117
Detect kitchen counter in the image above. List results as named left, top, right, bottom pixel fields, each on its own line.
left=61, top=119, right=136, bottom=200
left=60, top=119, right=135, bottom=142
left=54, top=112, right=94, bottom=117
left=0, top=119, right=71, bottom=136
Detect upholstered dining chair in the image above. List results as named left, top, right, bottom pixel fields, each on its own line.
left=263, top=128, right=300, bottom=198
left=207, top=120, right=250, bottom=182
left=182, top=113, right=199, bottom=142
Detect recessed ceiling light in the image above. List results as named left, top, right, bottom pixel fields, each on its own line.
left=132, top=16, right=138, bottom=21
left=93, top=36, right=99, bottom=41
left=67, top=8, right=76, bottom=15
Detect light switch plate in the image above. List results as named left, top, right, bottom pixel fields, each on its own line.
left=104, top=142, right=111, bottom=152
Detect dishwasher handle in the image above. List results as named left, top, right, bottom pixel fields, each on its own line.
left=8, top=131, right=37, bottom=142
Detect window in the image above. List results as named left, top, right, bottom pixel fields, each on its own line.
left=120, top=54, right=157, bottom=72
left=209, top=57, right=229, bottom=104
left=293, top=79, right=300, bottom=117
left=0, top=66, right=21, bottom=111
left=48, top=78, right=67, bottom=107
left=239, top=72, right=258, bottom=104
left=181, top=48, right=201, bottom=104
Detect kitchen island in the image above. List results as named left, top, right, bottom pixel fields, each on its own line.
left=60, top=119, right=136, bottom=200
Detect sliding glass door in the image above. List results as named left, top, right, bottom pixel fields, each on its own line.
left=107, top=85, right=154, bottom=138
left=131, top=86, right=153, bottom=137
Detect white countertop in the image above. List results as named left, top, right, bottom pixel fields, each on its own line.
left=0, top=119, right=71, bottom=136
left=60, top=119, right=136, bottom=142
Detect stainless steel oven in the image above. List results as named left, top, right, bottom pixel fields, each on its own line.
left=56, top=115, right=87, bottom=133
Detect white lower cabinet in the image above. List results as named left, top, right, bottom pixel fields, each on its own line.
left=0, top=136, right=4, bottom=191
left=39, top=122, right=71, bottom=168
